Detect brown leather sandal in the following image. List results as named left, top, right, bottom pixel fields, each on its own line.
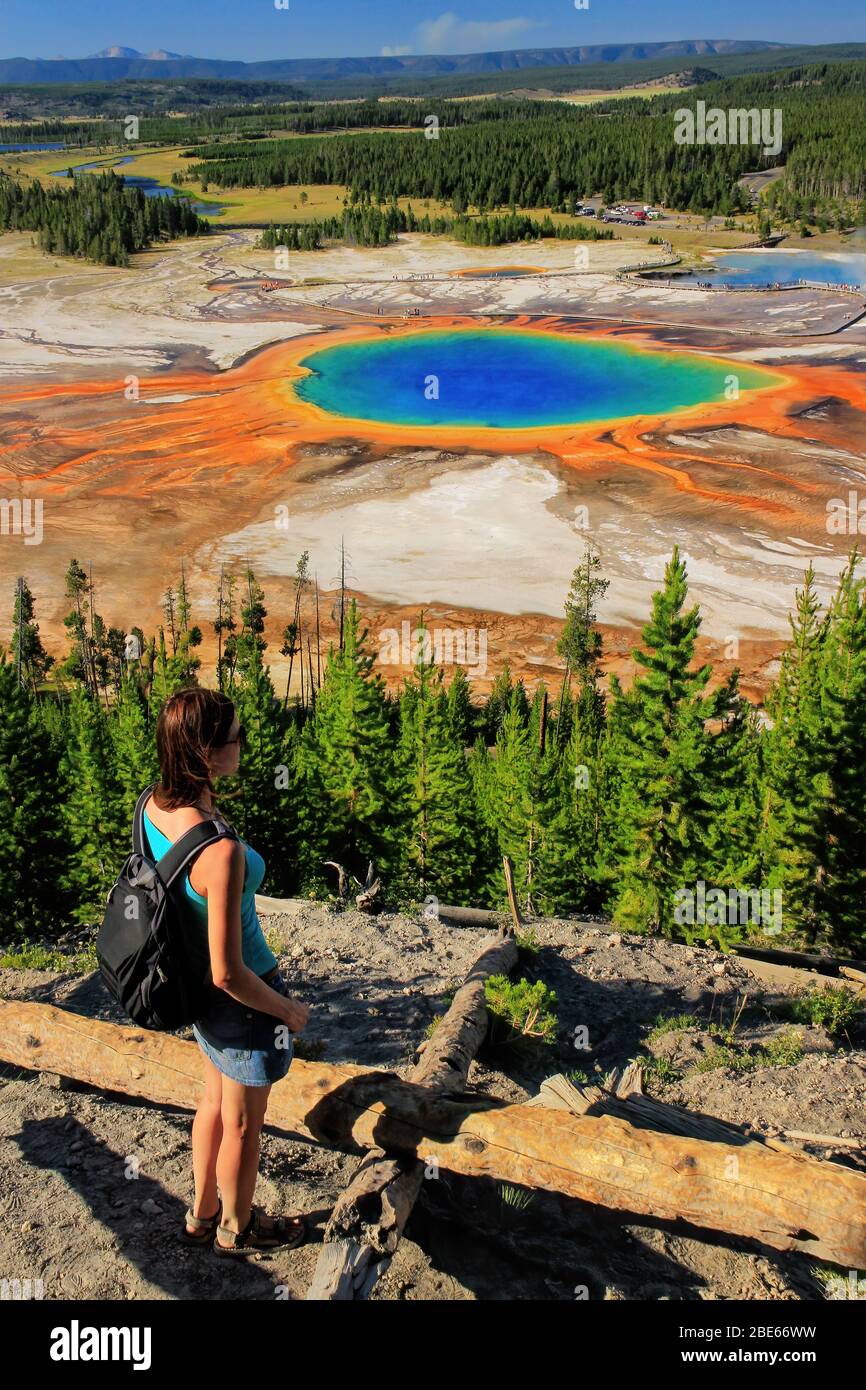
left=181, top=1200, right=223, bottom=1245
left=214, top=1204, right=306, bottom=1256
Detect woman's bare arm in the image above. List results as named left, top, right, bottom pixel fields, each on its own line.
left=200, top=839, right=309, bottom=1031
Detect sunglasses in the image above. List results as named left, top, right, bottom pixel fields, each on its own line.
left=217, top=725, right=246, bottom=748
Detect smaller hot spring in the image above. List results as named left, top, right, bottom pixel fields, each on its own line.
left=454, top=267, right=541, bottom=280
left=666, top=249, right=866, bottom=290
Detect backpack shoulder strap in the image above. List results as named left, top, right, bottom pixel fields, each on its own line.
left=133, top=782, right=160, bottom=857
left=156, top=818, right=238, bottom=892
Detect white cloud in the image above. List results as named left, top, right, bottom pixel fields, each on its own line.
left=418, top=11, right=543, bottom=54
left=381, top=45, right=412, bottom=57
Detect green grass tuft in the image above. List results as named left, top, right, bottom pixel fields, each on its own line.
left=693, top=1043, right=756, bottom=1074
left=813, top=1265, right=866, bottom=1300
left=515, top=926, right=541, bottom=955
left=633, top=1054, right=682, bottom=1086
left=772, top=985, right=860, bottom=1038
left=498, top=1182, right=535, bottom=1217
left=0, top=941, right=96, bottom=973
left=759, top=1029, right=805, bottom=1068
left=646, top=1012, right=701, bottom=1042
left=693, top=1028, right=804, bottom=1074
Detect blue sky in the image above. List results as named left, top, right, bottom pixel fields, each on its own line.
left=1, top=0, right=863, bottom=62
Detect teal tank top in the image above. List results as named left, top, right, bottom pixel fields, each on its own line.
left=142, top=805, right=277, bottom=978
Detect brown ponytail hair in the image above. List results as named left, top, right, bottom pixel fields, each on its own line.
left=154, top=688, right=236, bottom=811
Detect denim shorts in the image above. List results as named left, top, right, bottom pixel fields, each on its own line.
left=193, top=968, right=295, bottom=1087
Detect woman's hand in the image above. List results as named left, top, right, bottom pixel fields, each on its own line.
left=281, top=996, right=310, bottom=1034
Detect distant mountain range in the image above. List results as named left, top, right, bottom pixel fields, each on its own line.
left=0, top=38, right=786, bottom=85
left=88, top=47, right=193, bottom=61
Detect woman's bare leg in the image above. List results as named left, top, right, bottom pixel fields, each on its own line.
left=216, top=1078, right=272, bottom=1234
left=187, top=1055, right=223, bottom=1230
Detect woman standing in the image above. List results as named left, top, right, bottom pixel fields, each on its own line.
left=142, top=687, right=309, bottom=1254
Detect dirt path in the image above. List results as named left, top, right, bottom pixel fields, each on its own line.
left=1, top=905, right=863, bottom=1301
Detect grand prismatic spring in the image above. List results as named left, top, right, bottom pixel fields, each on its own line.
left=292, top=330, right=781, bottom=429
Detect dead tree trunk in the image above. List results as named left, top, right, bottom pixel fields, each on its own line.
left=307, top=926, right=518, bottom=1299
left=1, top=999, right=865, bottom=1269
left=502, top=855, right=523, bottom=932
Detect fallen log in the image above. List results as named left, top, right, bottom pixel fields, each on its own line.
left=255, top=896, right=507, bottom=930
left=734, top=944, right=866, bottom=977
left=308, top=926, right=518, bottom=1299
left=411, top=927, right=518, bottom=1092
left=1, top=999, right=865, bottom=1268
left=783, top=1131, right=865, bottom=1151
left=435, top=904, right=503, bottom=928
left=255, top=896, right=310, bottom=916
left=531, top=1068, right=861, bottom=1157
left=555, top=919, right=866, bottom=985
left=255, top=892, right=506, bottom=929
left=734, top=954, right=865, bottom=998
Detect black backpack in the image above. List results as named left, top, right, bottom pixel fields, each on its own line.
left=96, top=783, right=236, bottom=1031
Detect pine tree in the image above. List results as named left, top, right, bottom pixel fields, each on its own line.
left=557, top=542, right=609, bottom=728
left=535, top=680, right=606, bottom=914
left=151, top=627, right=189, bottom=702
left=61, top=558, right=93, bottom=691
left=163, top=584, right=179, bottom=656
left=703, top=671, right=764, bottom=890
left=60, top=685, right=125, bottom=922
left=536, top=546, right=610, bottom=913
left=214, top=568, right=238, bottom=693
left=759, top=565, right=829, bottom=940
left=396, top=635, right=477, bottom=904
left=816, top=553, right=866, bottom=950
left=467, top=734, right=500, bottom=898
left=89, top=609, right=124, bottom=702
left=483, top=691, right=538, bottom=909
left=0, top=652, right=63, bottom=935
left=445, top=666, right=474, bottom=746
left=609, top=548, right=716, bottom=936
left=109, top=670, right=158, bottom=823
left=235, top=568, right=267, bottom=676
left=230, top=647, right=297, bottom=892
left=297, top=601, right=395, bottom=887
left=595, top=674, right=638, bottom=900
left=11, top=578, right=54, bottom=692
left=280, top=551, right=310, bottom=708
left=162, top=565, right=202, bottom=686
left=480, top=664, right=528, bottom=742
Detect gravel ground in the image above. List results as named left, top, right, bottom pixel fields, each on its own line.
left=0, top=903, right=863, bottom=1302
